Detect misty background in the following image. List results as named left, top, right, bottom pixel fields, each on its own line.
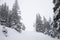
left=0, top=0, right=54, bottom=31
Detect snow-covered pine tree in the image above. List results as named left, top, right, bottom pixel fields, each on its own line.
left=43, top=17, right=51, bottom=35
left=36, top=13, right=43, bottom=32
left=0, top=3, right=9, bottom=37
left=10, top=0, right=25, bottom=33
left=0, top=3, right=9, bottom=26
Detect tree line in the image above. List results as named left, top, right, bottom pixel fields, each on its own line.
left=34, top=13, right=60, bottom=39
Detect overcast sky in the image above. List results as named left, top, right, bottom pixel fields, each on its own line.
left=0, top=0, right=54, bottom=31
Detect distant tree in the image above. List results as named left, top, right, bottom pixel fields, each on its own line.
left=43, top=16, right=47, bottom=33
left=43, top=17, right=51, bottom=34
left=0, top=3, right=9, bottom=26
left=36, top=13, right=44, bottom=32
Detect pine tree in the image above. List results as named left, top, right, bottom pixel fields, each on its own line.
left=43, top=17, right=51, bottom=34
left=0, top=3, right=9, bottom=37
left=36, top=13, right=43, bottom=32
left=10, top=0, right=25, bottom=32
left=0, top=3, right=9, bottom=26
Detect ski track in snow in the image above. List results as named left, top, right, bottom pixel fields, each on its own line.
left=0, top=25, right=60, bottom=40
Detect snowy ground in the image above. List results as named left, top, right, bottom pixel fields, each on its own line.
left=0, top=25, right=60, bottom=40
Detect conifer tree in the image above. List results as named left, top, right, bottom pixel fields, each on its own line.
left=36, top=13, right=43, bottom=32
left=0, top=3, right=9, bottom=26
left=10, top=0, right=25, bottom=32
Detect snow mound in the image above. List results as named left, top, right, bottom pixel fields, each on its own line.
left=0, top=25, right=60, bottom=40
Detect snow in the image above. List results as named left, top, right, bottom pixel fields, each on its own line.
left=0, top=25, right=60, bottom=40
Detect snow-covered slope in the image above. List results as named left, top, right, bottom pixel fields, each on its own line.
left=0, top=25, right=60, bottom=40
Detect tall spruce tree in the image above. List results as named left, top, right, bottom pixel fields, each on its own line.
left=10, top=0, right=25, bottom=32
left=11, top=0, right=20, bottom=25
left=0, top=3, right=9, bottom=26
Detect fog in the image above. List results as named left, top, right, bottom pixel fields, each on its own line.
left=0, top=0, right=54, bottom=31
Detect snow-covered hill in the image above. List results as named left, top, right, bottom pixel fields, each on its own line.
left=0, top=25, right=60, bottom=40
